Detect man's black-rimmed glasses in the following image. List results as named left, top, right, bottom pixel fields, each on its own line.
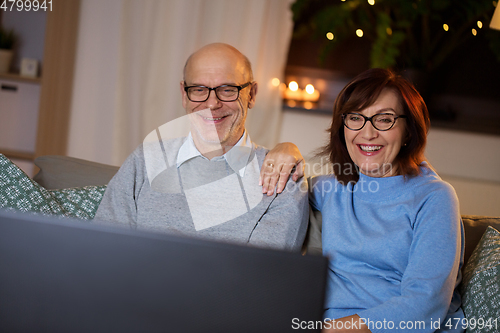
left=184, top=82, right=251, bottom=102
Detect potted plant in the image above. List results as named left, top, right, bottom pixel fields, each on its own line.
left=0, top=26, right=16, bottom=73
left=291, top=0, right=500, bottom=74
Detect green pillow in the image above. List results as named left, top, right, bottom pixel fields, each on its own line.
left=50, top=186, right=106, bottom=219
left=460, top=226, right=500, bottom=333
left=0, top=154, right=105, bottom=219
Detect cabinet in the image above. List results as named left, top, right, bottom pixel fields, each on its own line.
left=0, top=74, right=41, bottom=175
left=0, top=75, right=41, bottom=155
left=0, top=0, right=80, bottom=176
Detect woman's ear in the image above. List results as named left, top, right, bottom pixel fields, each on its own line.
left=247, top=82, right=258, bottom=109
left=402, top=132, right=411, bottom=147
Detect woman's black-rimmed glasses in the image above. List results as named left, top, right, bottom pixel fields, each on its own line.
left=184, top=82, right=251, bottom=102
left=342, top=112, right=407, bottom=131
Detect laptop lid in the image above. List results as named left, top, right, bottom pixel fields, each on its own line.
left=0, top=210, right=327, bottom=333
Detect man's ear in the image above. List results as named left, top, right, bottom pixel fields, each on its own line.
left=247, top=82, right=258, bottom=109
left=180, top=81, right=187, bottom=109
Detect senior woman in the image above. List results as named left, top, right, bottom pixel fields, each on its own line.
left=263, top=68, right=464, bottom=333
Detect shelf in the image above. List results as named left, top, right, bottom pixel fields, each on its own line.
left=0, top=73, right=41, bottom=84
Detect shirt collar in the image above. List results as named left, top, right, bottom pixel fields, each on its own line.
left=176, top=130, right=253, bottom=177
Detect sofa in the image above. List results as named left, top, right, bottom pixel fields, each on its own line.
left=1, top=154, right=500, bottom=331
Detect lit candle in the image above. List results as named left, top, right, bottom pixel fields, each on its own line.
left=302, top=84, right=320, bottom=102
left=284, top=87, right=303, bottom=100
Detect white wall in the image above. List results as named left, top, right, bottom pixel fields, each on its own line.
left=279, top=109, right=500, bottom=217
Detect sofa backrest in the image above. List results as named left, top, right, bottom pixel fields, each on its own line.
left=462, top=215, right=500, bottom=265
left=33, top=155, right=119, bottom=190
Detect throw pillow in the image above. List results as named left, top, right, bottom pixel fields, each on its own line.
left=0, top=154, right=106, bottom=219
left=460, top=226, right=500, bottom=333
left=50, top=186, right=106, bottom=219
left=1, top=154, right=65, bottom=215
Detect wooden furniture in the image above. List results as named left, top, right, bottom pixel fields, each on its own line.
left=0, top=0, right=80, bottom=163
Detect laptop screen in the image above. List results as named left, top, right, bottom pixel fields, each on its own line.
left=0, top=210, right=327, bottom=332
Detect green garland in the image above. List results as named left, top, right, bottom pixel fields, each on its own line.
left=292, top=0, right=500, bottom=71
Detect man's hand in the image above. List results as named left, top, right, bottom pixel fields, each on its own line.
left=259, top=142, right=305, bottom=196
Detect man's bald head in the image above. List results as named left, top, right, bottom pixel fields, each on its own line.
left=179, top=43, right=258, bottom=157
left=183, top=43, right=253, bottom=83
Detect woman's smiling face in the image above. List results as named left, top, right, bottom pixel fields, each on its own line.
left=344, top=88, right=407, bottom=178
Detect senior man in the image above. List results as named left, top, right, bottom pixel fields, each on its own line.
left=95, top=43, right=308, bottom=251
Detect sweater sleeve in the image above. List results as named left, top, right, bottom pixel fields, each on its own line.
left=248, top=176, right=309, bottom=252
left=357, top=182, right=464, bottom=333
left=93, top=147, right=146, bottom=228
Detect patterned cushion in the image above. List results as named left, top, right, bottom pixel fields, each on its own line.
left=50, top=186, right=107, bottom=219
left=460, top=226, right=500, bottom=332
left=0, top=154, right=105, bottom=219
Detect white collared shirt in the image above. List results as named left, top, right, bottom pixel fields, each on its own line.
left=176, top=131, right=253, bottom=177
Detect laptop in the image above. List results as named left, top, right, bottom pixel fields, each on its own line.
left=0, top=210, right=327, bottom=333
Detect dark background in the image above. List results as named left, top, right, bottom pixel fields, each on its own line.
left=286, top=31, right=500, bottom=135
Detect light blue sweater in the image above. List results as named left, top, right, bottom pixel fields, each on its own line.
left=310, top=166, right=464, bottom=333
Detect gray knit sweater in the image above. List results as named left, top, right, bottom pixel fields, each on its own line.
left=94, top=137, right=309, bottom=251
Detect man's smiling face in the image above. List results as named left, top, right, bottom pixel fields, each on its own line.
left=181, top=44, right=256, bottom=155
